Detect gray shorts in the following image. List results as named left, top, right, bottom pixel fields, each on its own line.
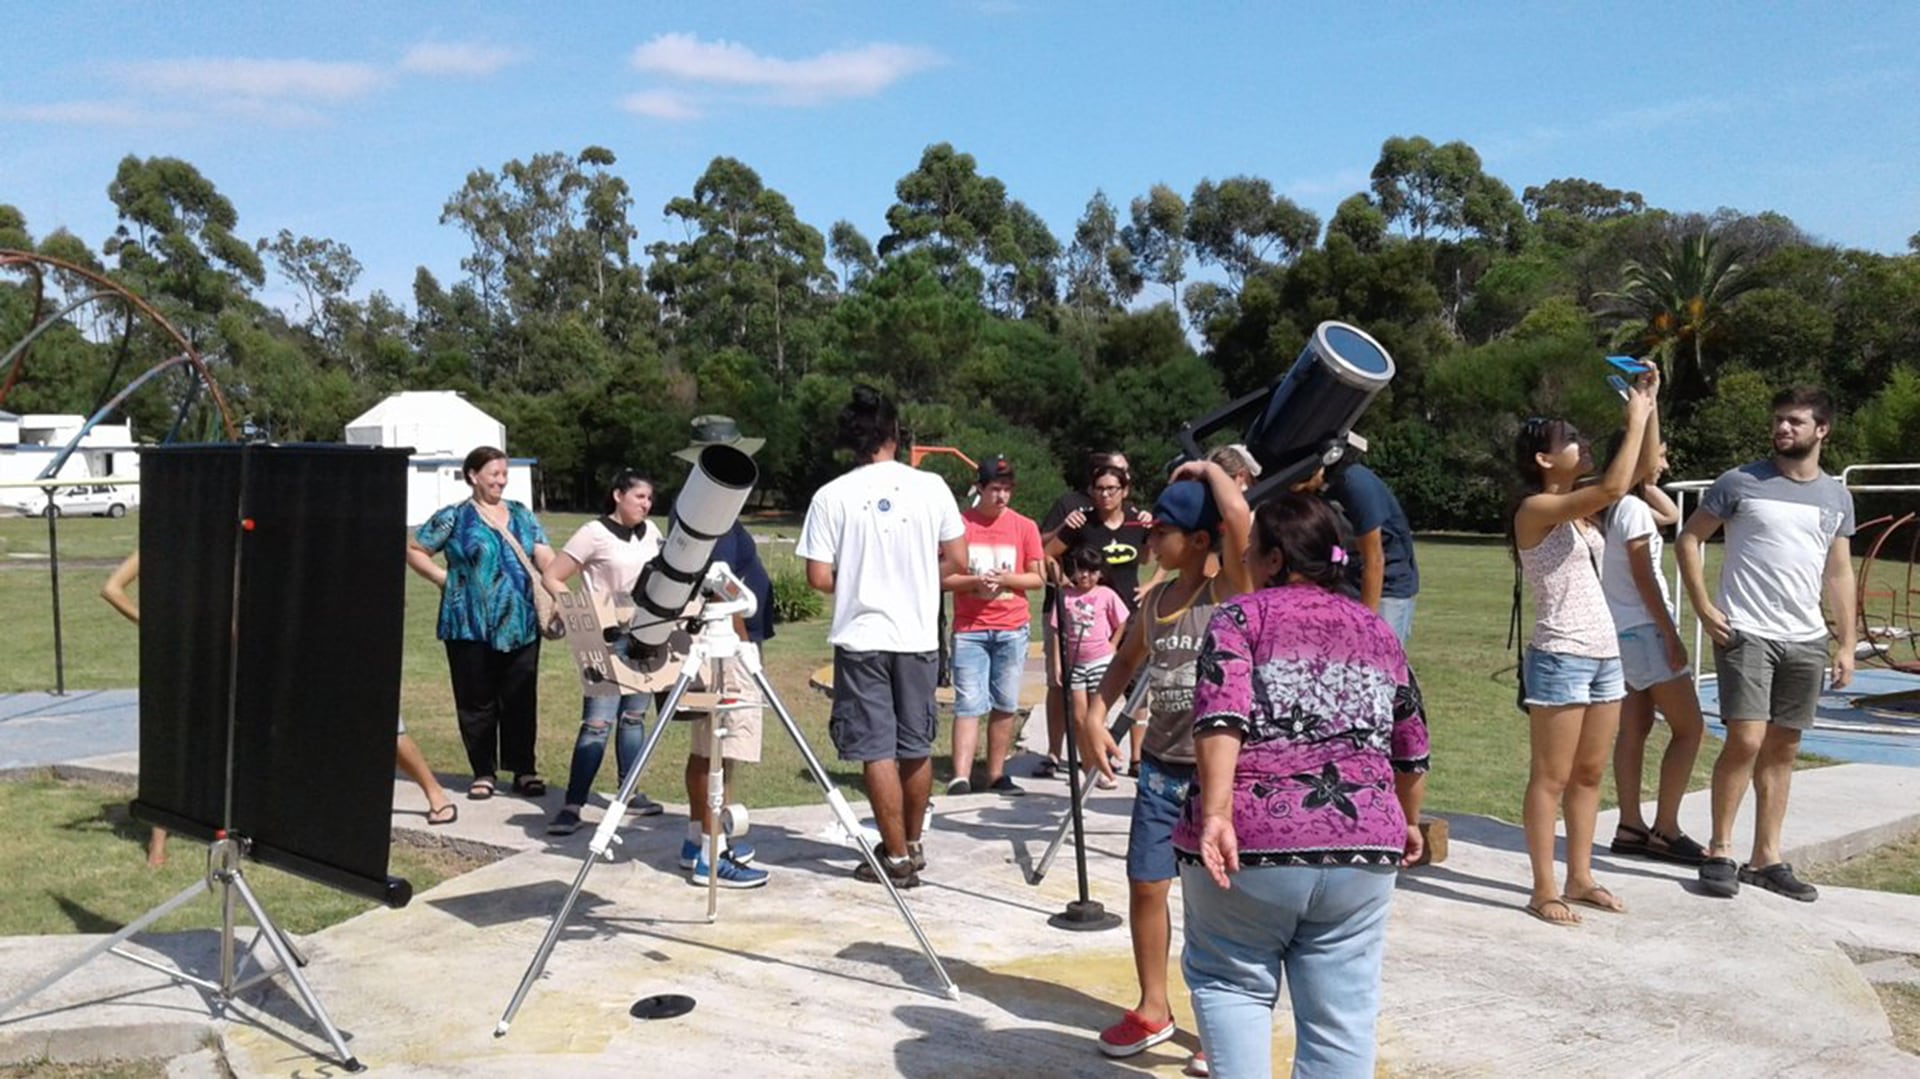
left=1712, top=631, right=1827, bottom=731
left=829, top=648, right=939, bottom=762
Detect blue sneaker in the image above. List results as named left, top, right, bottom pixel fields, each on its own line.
left=690, top=851, right=768, bottom=889
left=680, top=837, right=756, bottom=868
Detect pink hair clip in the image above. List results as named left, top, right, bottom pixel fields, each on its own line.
left=1330, top=545, right=1349, bottom=565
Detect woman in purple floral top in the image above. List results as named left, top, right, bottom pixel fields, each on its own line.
left=1174, top=493, right=1428, bottom=1079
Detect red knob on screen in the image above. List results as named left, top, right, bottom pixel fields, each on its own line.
left=241, top=518, right=256, bottom=531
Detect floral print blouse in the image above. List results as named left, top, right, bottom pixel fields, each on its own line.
left=415, top=500, right=549, bottom=651
left=1172, top=583, right=1430, bottom=868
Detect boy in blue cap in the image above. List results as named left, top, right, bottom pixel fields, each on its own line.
left=1078, top=460, right=1252, bottom=1065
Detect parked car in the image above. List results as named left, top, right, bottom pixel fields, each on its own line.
left=12, top=484, right=133, bottom=518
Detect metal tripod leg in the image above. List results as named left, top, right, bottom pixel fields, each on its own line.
left=228, top=871, right=361, bottom=1071
left=1031, top=678, right=1148, bottom=885
left=0, top=876, right=209, bottom=1018
left=743, top=660, right=960, bottom=1001
left=496, top=656, right=705, bottom=1036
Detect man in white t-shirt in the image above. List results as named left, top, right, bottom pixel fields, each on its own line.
left=1678, top=386, right=1857, bottom=903
left=798, top=385, right=967, bottom=889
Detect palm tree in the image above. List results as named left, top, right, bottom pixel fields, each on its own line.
left=1602, top=230, right=1761, bottom=401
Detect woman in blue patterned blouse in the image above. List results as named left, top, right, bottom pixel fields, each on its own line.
left=406, top=446, right=556, bottom=800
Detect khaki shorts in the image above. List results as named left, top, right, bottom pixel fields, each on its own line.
left=683, top=646, right=764, bottom=763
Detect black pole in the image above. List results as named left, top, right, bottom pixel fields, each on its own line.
left=45, top=499, right=66, bottom=696
left=1047, top=572, right=1121, bottom=931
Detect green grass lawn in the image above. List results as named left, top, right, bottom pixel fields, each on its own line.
left=0, top=771, right=485, bottom=936
left=1807, top=831, right=1920, bottom=896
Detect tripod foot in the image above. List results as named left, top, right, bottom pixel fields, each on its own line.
left=944, top=985, right=962, bottom=1002
left=342, top=1058, right=366, bottom=1073
left=494, top=1021, right=510, bottom=1038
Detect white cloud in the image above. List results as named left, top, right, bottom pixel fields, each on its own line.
left=1596, top=95, right=1734, bottom=135
left=630, top=32, right=940, bottom=104
left=621, top=89, right=702, bottom=121
left=1, top=99, right=188, bottom=127
left=115, top=58, right=386, bottom=103
left=1286, top=166, right=1371, bottom=199
left=400, top=42, right=518, bottom=77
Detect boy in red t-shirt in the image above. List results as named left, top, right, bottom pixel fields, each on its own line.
left=943, top=456, right=1046, bottom=794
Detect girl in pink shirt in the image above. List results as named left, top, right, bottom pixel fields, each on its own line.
left=1061, top=547, right=1129, bottom=783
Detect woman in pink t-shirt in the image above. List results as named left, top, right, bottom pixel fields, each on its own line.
left=538, top=470, right=663, bottom=836
left=1060, top=546, right=1129, bottom=784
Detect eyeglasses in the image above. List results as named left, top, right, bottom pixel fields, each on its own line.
left=1090, top=485, right=1124, bottom=494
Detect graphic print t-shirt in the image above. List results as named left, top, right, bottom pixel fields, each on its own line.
left=1700, top=460, right=1854, bottom=643
left=1045, top=493, right=1150, bottom=610
left=796, top=460, right=966, bottom=653
left=952, top=506, right=1043, bottom=633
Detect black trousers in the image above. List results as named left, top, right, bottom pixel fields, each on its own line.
left=444, top=639, right=540, bottom=779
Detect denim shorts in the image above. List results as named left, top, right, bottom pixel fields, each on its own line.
left=1522, top=647, right=1625, bottom=708
left=1126, top=756, right=1195, bottom=883
left=951, top=627, right=1028, bottom=717
left=1617, top=625, right=1686, bottom=693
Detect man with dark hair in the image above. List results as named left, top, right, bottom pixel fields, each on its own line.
left=944, top=454, right=1044, bottom=796
left=1295, top=459, right=1420, bottom=643
left=1678, top=385, right=1856, bottom=903
left=798, top=385, right=968, bottom=887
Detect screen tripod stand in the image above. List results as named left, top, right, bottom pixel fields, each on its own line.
left=0, top=832, right=363, bottom=1071
left=496, top=567, right=958, bottom=1037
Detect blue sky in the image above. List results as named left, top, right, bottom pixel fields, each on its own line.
left=5, top=2, right=1916, bottom=313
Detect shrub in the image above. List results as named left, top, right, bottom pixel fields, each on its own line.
left=771, top=567, right=825, bottom=624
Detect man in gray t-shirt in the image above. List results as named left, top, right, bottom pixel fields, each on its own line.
left=1677, top=386, right=1857, bottom=903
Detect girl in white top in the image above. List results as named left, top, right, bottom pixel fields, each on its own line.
left=1600, top=435, right=1709, bottom=865
left=540, top=470, right=664, bottom=835
left=1509, top=366, right=1659, bottom=926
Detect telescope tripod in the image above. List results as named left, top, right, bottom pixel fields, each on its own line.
left=497, top=614, right=959, bottom=1036
left=0, top=833, right=362, bottom=1071
left=1029, top=676, right=1149, bottom=886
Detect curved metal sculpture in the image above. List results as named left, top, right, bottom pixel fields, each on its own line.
left=3, top=250, right=238, bottom=694
left=0, top=250, right=238, bottom=463
left=1855, top=512, right=1919, bottom=673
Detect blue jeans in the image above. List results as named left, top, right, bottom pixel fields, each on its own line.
left=1180, top=862, right=1397, bottom=1079
left=1377, top=595, right=1415, bottom=646
left=951, top=627, right=1028, bottom=717
left=562, top=638, right=651, bottom=808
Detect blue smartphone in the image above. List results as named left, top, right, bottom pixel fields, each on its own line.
left=1606, top=355, right=1651, bottom=375
left=1606, top=374, right=1631, bottom=399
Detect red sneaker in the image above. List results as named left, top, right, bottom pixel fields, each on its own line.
left=1098, top=1009, right=1175, bottom=1057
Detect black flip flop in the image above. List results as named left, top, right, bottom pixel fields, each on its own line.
left=427, top=803, right=459, bottom=826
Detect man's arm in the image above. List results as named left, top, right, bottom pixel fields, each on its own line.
left=805, top=559, right=835, bottom=594
left=1676, top=509, right=1729, bottom=646
left=1825, top=536, right=1857, bottom=689
left=1356, top=528, right=1386, bottom=612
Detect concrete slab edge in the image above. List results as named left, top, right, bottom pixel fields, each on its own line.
left=1790, top=810, right=1920, bottom=870
left=0, top=1019, right=216, bottom=1068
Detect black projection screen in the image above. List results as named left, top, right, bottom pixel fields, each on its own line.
left=134, top=444, right=413, bottom=906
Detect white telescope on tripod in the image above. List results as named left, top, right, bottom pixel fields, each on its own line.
left=629, top=444, right=758, bottom=650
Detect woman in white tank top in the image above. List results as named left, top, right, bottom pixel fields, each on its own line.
left=1509, top=366, right=1660, bottom=927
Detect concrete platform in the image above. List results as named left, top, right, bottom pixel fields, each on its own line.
left=4, top=755, right=1920, bottom=1076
